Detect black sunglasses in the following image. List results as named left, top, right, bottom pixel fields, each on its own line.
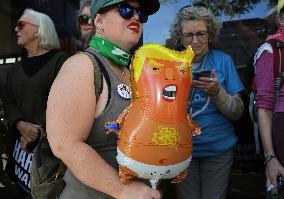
left=78, top=14, right=90, bottom=26
left=17, top=21, right=25, bottom=30
left=99, top=3, right=148, bottom=23
left=17, top=20, right=37, bottom=31
left=117, top=3, right=148, bottom=23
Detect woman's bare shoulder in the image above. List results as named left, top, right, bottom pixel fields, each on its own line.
left=59, top=53, right=94, bottom=75
left=51, top=53, right=96, bottom=97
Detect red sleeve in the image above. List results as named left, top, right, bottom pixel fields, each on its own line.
left=255, top=51, right=276, bottom=110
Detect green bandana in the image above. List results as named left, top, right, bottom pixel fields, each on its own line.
left=89, top=35, right=131, bottom=67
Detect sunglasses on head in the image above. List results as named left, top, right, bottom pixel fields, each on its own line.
left=118, top=3, right=148, bottom=23
left=17, top=21, right=37, bottom=31
left=78, top=14, right=91, bottom=26
left=179, top=3, right=208, bottom=12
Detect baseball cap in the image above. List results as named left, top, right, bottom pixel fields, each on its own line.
left=90, top=0, right=160, bottom=20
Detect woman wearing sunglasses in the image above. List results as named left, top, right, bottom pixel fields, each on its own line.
left=77, top=0, right=95, bottom=48
left=4, top=8, right=68, bottom=198
left=170, top=5, right=244, bottom=199
left=46, top=0, right=160, bottom=199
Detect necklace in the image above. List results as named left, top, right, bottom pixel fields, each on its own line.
left=121, top=67, right=126, bottom=76
left=109, top=65, right=128, bottom=79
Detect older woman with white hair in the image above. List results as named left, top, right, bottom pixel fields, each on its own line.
left=4, top=8, right=68, bottom=198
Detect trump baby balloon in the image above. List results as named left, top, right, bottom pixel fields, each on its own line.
left=106, top=43, right=200, bottom=189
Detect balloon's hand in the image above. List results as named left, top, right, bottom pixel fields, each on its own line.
left=105, top=122, right=120, bottom=135
left=187, top=116, right=201, bottom=136
left=116, top=105, right=131, bottom=124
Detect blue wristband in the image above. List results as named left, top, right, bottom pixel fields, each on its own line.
left=105, top=123, right=119, bottom=131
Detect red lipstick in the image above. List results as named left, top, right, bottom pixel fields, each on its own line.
left=127, top=22, right=140, bottom=33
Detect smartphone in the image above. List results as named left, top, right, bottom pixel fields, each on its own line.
left=193, top=70, right=211, bottom=80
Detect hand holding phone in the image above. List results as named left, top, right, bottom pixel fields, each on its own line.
left=193, top=70, right=211, bottom=80
left=192, top=69, right=220, bottom=97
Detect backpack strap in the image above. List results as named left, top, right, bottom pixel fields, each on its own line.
left=54, top=161, right=66, bottom=180
left=267, top=40, right=284, bottom=89
left=268, top=40, right=284, bottom=108
left=81, top=47, right=111, bottom=103
left=81, top=51, right=103, bottom=102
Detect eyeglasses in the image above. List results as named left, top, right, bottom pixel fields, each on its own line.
left=181, top=31, right=208, bottom=41
left=118, top=3, right=148, bottom=23
left=78, top=14, right=90, bottom=26
left=17, top=21, right=38, bottom=31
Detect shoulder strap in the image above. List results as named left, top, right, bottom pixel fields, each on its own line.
left=82, top=51, right=103, bottom=102
left=54, top=161, right=66, bottom=180
left=267, top=40, right=284, bottom=89
left=267, top=40, right=284, bottom=109
left=81, top=47, right=111, bottom=102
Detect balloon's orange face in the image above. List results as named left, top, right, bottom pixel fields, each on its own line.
left=137, top=57, right=190, bottom=123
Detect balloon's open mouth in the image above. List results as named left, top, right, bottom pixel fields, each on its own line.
left=163, top=85, right=177, bottom=100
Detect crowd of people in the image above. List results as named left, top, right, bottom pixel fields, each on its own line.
left=0, top=0, right=284, bottom=199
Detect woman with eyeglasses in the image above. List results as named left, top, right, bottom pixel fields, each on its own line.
left=77, top=0, right=95, bottom=48
left=46, top=0, right=161, bottom=199
left=170, top=5, right=244, bottom=199
left=4, top=8, right=68, bottom=198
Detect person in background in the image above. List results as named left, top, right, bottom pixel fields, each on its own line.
left=170, top=4, right=244, bottom=199
left=254, top=0, right=284, bottom=192
left=56, top=24, right=78, bottom=56
left=77, top=0, right=95, bottom=48
left=46, top=0, right=161, bottom=198
left=4, top=8, right=68, bottom=198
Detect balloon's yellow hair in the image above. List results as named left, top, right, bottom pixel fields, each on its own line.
left=131, top=43, right=195, bottom=82
left=278, top=0, right=284, bottom=13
